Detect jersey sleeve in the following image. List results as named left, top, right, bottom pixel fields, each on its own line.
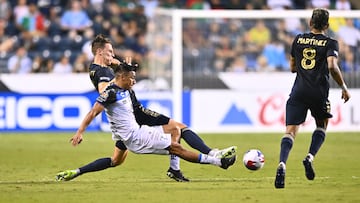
left=327, top=39, right=339, bottom=58
left=96, top=68, right=114, bottom=84
left=89, top=66, right=115, bottom=91
left=96, top=86, right=117, bottom=107
left=129, top=89, right=170, bottom=126
left=129, top=89, right=142, bottom=109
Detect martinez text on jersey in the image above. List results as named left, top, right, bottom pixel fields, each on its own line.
left=296, top=37, right=327, bottom=46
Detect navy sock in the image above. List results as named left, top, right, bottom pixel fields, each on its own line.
left=181, top=128, right=212, bottom=154
left=279, top=137, right=293, bottom=164
left=309, top=129, right=326, bottom=156
left=79, top=157, right=113, bottom=174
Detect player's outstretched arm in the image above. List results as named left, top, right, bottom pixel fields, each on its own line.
left=327, top=56, right=350, bottom=103
left=70, top=102, right=105, bottom=146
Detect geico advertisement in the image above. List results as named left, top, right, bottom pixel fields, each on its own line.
left=0, top=92, right=174, bottom=131
left=0, top=93, right=99, bottom=131
left=191, top=89, right=360, bottom=133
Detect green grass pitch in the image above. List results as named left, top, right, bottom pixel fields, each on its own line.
left=0, top=132, right=359, bottom=203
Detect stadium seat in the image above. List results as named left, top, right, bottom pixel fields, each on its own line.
left=32, top=37, right=52, bottom=52
left=51, top=35, right=72, bottom=52
left=0, top=52, right=10, bottom=73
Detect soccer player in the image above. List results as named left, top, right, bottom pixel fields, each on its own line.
left=56, top=34, right=236, bottom=182
left=64, top=62, right=237, bottom=176
left=274, top=8, right=351, bottom=189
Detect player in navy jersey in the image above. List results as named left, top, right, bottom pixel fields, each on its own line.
left=63, top=62, right=237, bottom=177
left=274, top=8, right=351, bottom=189
left=56, top=34, right=236, bottom=182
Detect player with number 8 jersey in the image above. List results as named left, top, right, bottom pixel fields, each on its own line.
left=274, top=8, right=351, bottom=189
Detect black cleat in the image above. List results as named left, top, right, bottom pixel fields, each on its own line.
left=220, top=155, right=237, bottom=169
left=274, top=164, right=285, bottom=189
left=167, top=168, right=190, bottom=182
left=303, top=156, right=315, bottom=180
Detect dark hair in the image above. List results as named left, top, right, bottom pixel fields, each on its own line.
left=112, top=62, right=139, bottom=74
left=310, top=8, right=329, bottom=30
left=91, top=34, right=111, bottom=55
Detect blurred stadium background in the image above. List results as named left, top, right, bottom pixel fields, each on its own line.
left=0, top=0, right=359, bottom=133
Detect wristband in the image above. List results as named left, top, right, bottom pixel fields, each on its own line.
left=341, top=84, right=348, bottom=91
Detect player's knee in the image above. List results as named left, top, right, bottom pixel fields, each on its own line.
left=111, top=157, right=122, bottom=167
left=315, top=119, right=328, bottom=129
left=169, top=142, right=184, bottom=155
left=169, top=126, right=181, bottom=143
left=174, top=120, right=187, bottom=129
left=111, top=151, right=128, bottom=166
left=285, top=125, right=299, bottom=139
left=169, top=119, right=187, bottom=131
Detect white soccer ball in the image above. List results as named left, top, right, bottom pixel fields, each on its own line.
left=243, top=149, right=265, bottom=171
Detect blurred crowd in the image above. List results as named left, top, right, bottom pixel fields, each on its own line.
left=0, top=0, right=359, bottom=76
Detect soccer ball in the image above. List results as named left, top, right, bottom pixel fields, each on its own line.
left=243, top=149, right=265, bottom=171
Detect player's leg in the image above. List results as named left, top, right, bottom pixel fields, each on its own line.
left=111, top=141, right=129, bottom=166
left=164, top=123, right=189, bottom=182
left=166, top=128, right=236, bottom=169
left=275, top=98, right=306, bottom=189
left=280, top=127, right=299, bottom=165
left=309, top=119, right=328, bottom=157
left=275, top=125, right=298, bottom=188
left=131, top=126, right=236, bottom=170
left=163, top=119, right=211, bottom=153
left=168, top=142, right=236, bottom=170
left=164, top=119, right=237, bottom=158
left=137, top=113, right=187, bottom=181
left=303, top=100, right=332, bottom=180
left=56, top=141, right=128, bottom=181
left=303, top=118, right=329, bottom=180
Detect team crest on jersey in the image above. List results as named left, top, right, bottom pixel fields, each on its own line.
left=98, top=90, right=109, bottom=102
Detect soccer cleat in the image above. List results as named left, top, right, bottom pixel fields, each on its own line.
left=55, top=170, right=79, bottom=181
left=220, top=155, right=237, bottom=169
left=167, top=168, right=190, bottom=182
left=274, top=163, right=286, bottom=189
left=303, top=156, right=315, bottom=180
left=213, top=146, right=237, bottom=159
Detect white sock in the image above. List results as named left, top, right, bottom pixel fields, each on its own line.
left=307, top=153, right=314, bottom=162
left=208, top=149, right=219, bottom=156
left=199, top=154, right=221, bottom=166
left=170, top=154, right=180, bottom=170
left=279, top=162, right=286, bottom=170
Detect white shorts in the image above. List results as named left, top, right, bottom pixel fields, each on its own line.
left=123, top=125, right=171, bottom=155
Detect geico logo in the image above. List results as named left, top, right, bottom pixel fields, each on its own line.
left=0, top=96, right=91, bottom=129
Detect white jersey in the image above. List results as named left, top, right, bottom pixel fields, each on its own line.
left=96, top=83, right=171, bottom=154
left=96, top=83, right=140, bottom=142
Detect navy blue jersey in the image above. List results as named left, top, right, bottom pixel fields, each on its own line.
left=89, top=64, right=115, bottom=92
left=286, top=32, right=336, bottom=124
left=290, top=33, right=339, bottom=99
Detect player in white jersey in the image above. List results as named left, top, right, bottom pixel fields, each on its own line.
left=68, top=62, right=237, bottom=173
left=56, top=34, right=236, bottom=182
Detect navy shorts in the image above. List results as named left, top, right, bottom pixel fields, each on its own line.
left=286, top=96, right=333, bottom=125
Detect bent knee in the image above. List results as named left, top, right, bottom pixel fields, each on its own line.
left=167, top=119, right=186, bottom=131
left=111, top=159, right=122, bottom=167
left=111, top=151, right=128, bottom=166
left=169, top=142, right=184, bottom=155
